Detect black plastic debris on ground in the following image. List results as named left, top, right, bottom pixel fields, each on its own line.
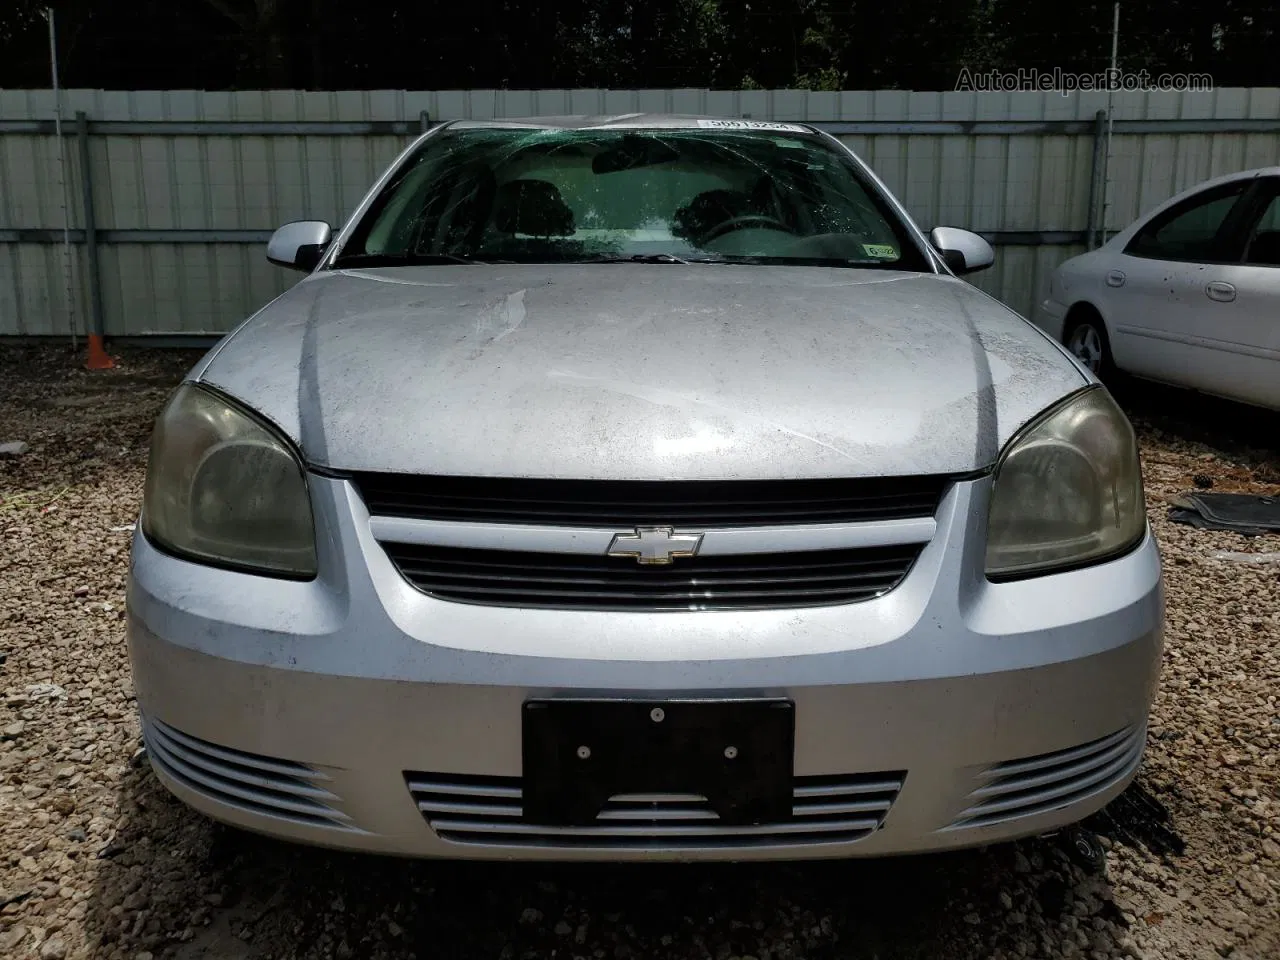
left=1086, top=781, right=1186, bottom=859
left=1167, top=491, right=1280, bottom=536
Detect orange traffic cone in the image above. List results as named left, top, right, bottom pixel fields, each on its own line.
left=85, top=334, right=115, bottom=370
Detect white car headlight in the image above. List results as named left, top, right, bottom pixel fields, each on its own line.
left=986, top=386, right=1145, bottom=579
left=141, top=384, right=316, bottom=577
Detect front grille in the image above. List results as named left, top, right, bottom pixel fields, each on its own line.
left=142, top=716, right=353, bottom=830
left=380, top=542, right=922, bottom=610
left=406, top=771, right=905, bottom=849
left=946, top=725, right=1145, bottom=831
left=352, top=474, right=950, bottom=528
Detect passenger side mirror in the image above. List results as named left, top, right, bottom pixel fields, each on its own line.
left=929, top=227, right=995, bottom=275
left=267, top=221, right=333, bottom=272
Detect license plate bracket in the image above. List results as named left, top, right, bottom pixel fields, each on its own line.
left=522, top=698, right=794, bottom=827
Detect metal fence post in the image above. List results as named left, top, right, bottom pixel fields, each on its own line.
left=1085, top=109, right=1107, bottom=250
left=75, top=111, right=113, bottom=368
left=419, top=110, right=431, bottom=133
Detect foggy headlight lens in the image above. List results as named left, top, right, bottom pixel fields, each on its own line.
left=986, top=386, right=1145, bottom=578
left=141, top=384, right=316, bottom=577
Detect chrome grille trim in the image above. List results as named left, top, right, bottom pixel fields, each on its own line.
left=405, top=778, right=523, bottom=800
left=143, top=717, right=354, bottom=830
left=147, top=718, right=334, bottom=782
left=368, top=516, right=937, bottom=556
left=970, top=732, right=1138, bottom=802
left=793, top=777, right=904, bottom=798
left=945, top=725, right=1145, bottom=831
left=596, top=805, right=720, bottom=822
left=980, top=726, right=1133, bottom=780
left=406, top=771, right=905, bottom=849
left=428, top=818, right=886, bottom=839
left=608, top=792, right=706, bottom=803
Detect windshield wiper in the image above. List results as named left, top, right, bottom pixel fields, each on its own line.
left=578, top=253, right=694, bottom=265
left=684, top=254, right=898, bottom=268
left=331, top=252, right=489, bottom=267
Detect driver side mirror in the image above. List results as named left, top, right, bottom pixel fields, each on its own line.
left=267, top=220, right=333, bottom=272
left=929, top=227, right=995, bottom=275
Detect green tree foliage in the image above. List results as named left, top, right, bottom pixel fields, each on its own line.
left=0, top=0, right=1276, bottom=90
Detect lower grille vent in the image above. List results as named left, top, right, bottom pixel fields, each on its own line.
left=946, top=725, right=1145, bottom=830
left=143, top=716, right=353, bottom=830
left=405, top=771, right=905, bottom=849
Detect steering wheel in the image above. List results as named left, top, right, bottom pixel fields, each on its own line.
left=700, top=214, right=796, bottom=243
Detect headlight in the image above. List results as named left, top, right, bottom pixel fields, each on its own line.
left=141, top=384, right=316, bottom=577
left=986, top=386, right=1145, bottom=578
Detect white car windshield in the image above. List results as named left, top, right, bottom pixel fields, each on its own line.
left=333, top=127, right=930, bottom=271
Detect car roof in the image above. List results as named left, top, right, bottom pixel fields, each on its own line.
left=443, top=114, right=818, bottom=133
left=1099, top=165, right=1280, bottom=248
left=1172, top=166, right=1280, bottom=191
left=1147, top=166, right=1280, bottom=211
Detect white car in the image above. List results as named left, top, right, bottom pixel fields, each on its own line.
left=1036, top=167, right=1280, bottom=410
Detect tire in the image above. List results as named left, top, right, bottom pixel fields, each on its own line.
left=1063, top=311, right=1114, bottom=378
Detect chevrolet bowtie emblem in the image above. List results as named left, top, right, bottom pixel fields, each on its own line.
left=606, top=526, right=705, bottom=565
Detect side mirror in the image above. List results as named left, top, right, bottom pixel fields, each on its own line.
left=929, top=227, right=995, bottom=275
left=267, top=221, right=333, bottom=272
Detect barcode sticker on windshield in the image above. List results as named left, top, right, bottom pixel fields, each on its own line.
left=695, top=119, right=809, bottom=133
left=862, top=244, right=898, bottom=259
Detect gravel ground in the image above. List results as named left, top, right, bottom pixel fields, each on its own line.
left=1, top=343, right=1277, bottom=960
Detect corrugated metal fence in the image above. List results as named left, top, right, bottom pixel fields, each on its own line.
left=2, top=87, right=1279, bottom=337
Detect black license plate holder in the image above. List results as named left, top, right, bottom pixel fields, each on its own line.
left=522, top=698, right=794, bottom=827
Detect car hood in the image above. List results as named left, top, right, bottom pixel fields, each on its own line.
left=196, top=264, right=1085, bottom=480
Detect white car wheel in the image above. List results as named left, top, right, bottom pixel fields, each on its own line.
left=1065, top=319, right=1111, bottom=376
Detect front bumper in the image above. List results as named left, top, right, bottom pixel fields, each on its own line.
left=126, top=475, right=1164, bottom=860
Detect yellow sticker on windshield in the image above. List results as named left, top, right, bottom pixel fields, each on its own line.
left=862, top=243, right=898, bottom=259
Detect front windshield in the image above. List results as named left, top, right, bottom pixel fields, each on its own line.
left=332, top=126, right=930, bottom=271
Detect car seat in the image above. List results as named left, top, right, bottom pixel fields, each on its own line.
left=492, top=179, right=576, bottom=237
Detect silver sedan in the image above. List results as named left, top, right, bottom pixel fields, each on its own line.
left=127, top=115, right=1163, bottom=861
